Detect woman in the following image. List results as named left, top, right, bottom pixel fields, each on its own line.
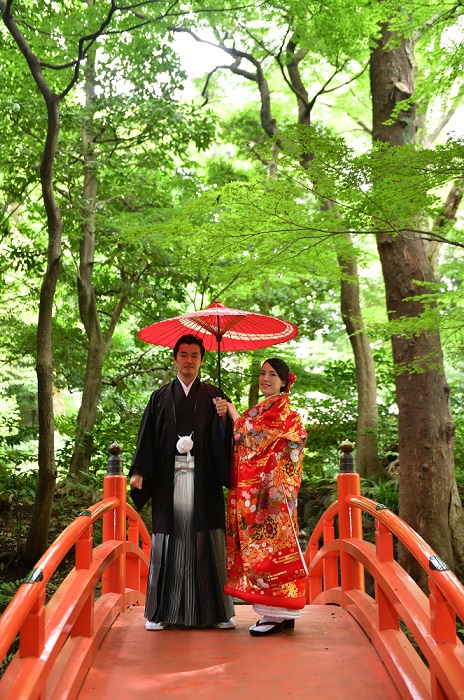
left=215, top=358, right=307, bottom=636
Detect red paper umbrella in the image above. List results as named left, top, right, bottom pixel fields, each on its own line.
left=138, top=301, right=298, bottom=391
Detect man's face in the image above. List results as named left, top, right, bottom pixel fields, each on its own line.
left=174, top=343, right=203, bottom=384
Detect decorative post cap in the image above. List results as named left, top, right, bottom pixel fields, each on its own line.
left=107, top=442, right=123, bottom=475
left=339, top=439, right=356, bottom=473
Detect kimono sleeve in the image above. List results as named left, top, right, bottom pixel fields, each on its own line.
left=129, top=480, right=152, bottom=511
left=211, top=412, right=233, bottom=488
left=128, top=392, right=159, bottom=510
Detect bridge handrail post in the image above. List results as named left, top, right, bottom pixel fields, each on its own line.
left=337, top=440, right=364, bottom=594
left=127, top=506, right=146, bottom=595
left=375, top=519, right=393, bottom=562
left=322, top=516, right=338, bottom=590
left=19, top=589, right=46, bottom=659
left=428, top=577, right=457, bottom=646
left=102, top=442, right=127, bottom=607
left=374, top=518, right=400, bottom=632
left=73, top=516, right=95, bottom=638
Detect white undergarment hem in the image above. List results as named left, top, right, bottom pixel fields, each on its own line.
left=252, top=604, right=301, bottom=620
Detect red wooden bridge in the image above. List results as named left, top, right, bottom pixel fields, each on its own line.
left=1, top=444, right=464, bottom=699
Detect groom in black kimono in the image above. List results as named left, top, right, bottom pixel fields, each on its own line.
left=129, top=334, right=235, bottom=630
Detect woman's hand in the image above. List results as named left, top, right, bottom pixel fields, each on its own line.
left=130, top=473, right=143, bottom=490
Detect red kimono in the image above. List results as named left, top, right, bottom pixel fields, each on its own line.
left=224, top=394, right=307, bottom=609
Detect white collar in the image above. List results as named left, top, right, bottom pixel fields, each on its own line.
left=177, top=376, right=196, bottom=395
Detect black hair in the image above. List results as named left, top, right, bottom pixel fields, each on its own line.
left=173, top=334, right=206, bottom=359
left=263, top=357, right=290, bottom=392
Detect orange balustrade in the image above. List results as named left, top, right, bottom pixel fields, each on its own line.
left=305, top=441, right=464, bottom=700
left=0, top=444, right=150, bottom=700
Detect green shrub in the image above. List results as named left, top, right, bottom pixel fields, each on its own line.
left=361, top=478, right=399, bottom=514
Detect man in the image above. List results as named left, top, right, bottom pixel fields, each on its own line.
left=129, top=334, right=235, bottom=630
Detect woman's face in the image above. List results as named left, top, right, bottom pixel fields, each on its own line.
left=259, top=362, right=286, bottom=397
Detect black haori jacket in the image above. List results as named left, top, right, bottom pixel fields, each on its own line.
left=129, top=377, right=232, bottom=534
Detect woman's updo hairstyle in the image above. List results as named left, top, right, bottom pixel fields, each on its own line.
left=264, top=358, right=291, bottom=393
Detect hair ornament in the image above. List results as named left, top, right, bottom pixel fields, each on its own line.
left=285, top=372, right=296, bottom=393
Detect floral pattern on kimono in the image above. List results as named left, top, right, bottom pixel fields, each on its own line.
left=224, top=394, right=307, bottom=609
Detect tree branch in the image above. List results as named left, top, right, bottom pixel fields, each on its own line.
left=426, top=180, right=464, bottom=268
left=412, top=4, right=461, bottom=42
left=422, top=85, right=464, bottom=148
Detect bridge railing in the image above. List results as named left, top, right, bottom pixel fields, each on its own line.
left=0, top=443, right=150, bottom=700
left=305, top=440, right=464, bottom=700
left=2, top=441, right=464, bottom=700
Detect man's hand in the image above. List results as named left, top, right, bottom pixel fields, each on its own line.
left=214, top=397, right=228, bottom=417
left=130, top=473, right=143, bottom=490
left=214, top=397, right=240, bottom=423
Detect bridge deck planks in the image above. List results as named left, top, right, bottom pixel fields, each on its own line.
left=77, top=604, right=401, bottom=699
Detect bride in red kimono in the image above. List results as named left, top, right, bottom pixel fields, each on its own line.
left=215, top=358, right=307, bottom=636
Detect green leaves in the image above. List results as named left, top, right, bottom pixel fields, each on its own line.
left=1, top=0, right=464, bottom=485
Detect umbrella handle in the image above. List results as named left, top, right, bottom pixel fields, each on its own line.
left=216, top=333, right=222, bottom=393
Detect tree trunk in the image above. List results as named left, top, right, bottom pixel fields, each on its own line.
left=377, top=228, right=457, bottom=582
left=68, top=293, right=126, bottom=476
left=1, top=3, right=63, bottom=563
left=25, top=91, right=62, bottom=562
left=68, top=46, right=126, bottom=476
left=68, top=48, right=103, bottom=476
left=335, top=234, right=381, bottom=477
left=286, top=40, right=381, bottom=477
left=370, top=22, right=464, bottom=585
left=324, top=197, right=381, bottom=477
left=68, top=341, right=105, bottom=476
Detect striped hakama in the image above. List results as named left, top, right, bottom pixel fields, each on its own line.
left=145, top=456, right=234, bottom=627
